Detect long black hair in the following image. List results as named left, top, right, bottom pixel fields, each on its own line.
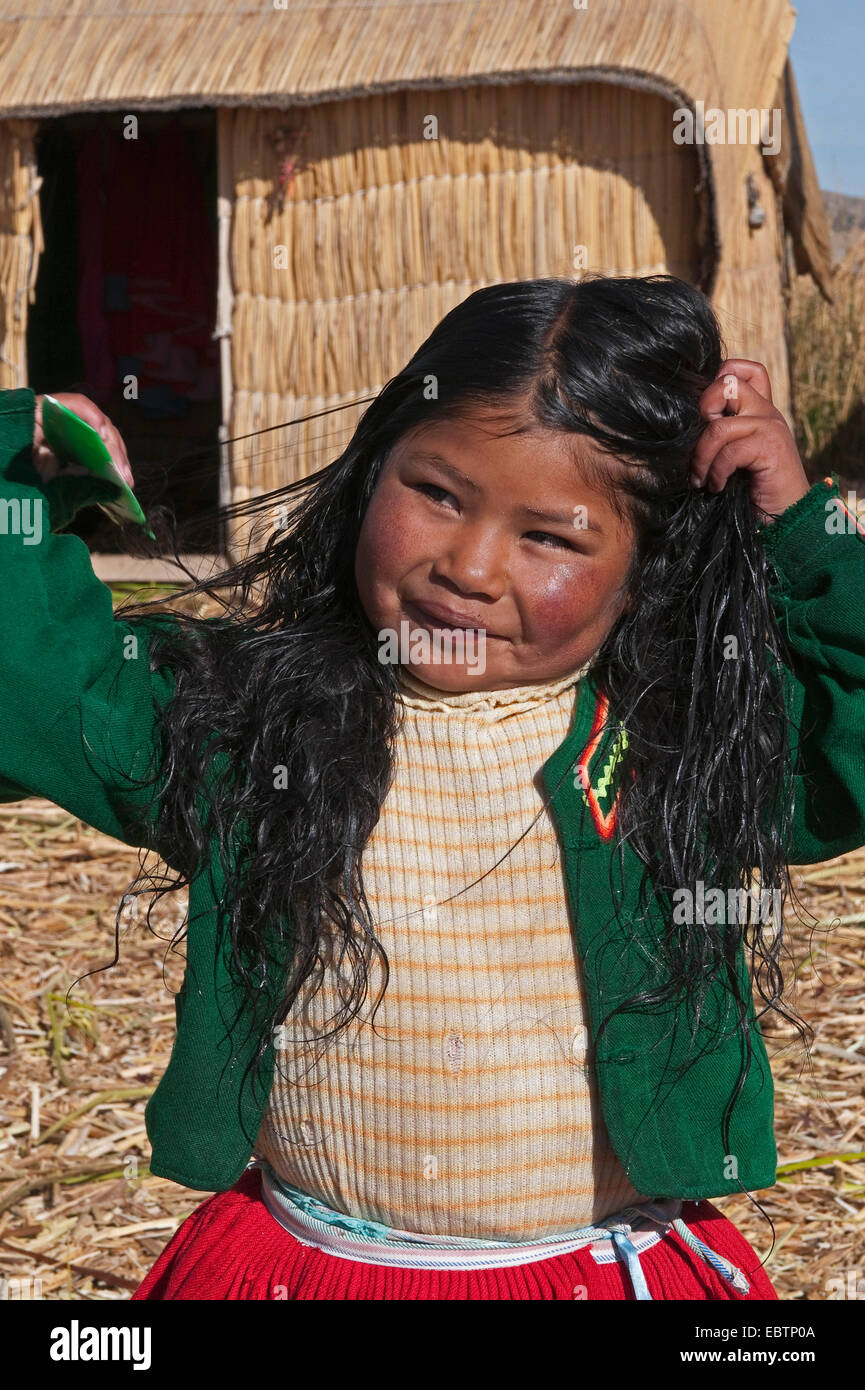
left=116, top=273, right=811, bottom=1167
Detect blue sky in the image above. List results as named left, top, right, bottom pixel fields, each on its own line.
left=790, top=0, right=865, bottom=197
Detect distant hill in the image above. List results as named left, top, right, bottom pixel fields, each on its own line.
left=822, top=190, right=865, bottom=263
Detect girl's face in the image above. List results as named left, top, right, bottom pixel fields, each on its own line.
left=354, top=407, right=636, bottom=691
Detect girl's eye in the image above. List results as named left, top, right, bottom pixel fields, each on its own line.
left=414, top=489, right=584, bottom=553
left=525, top=530, right=577, bottom=551
left=414, top=482, right=457, bottom=506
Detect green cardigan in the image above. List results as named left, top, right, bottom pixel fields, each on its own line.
left=2, top=386, right=864, bottom=1200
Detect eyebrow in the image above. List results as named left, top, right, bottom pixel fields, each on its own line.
left=405, top=451, right=605, bottom=535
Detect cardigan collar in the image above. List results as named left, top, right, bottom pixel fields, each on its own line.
left=394, top=659, right=623, bottom=846
left=540, top=664, right=628, bottom=846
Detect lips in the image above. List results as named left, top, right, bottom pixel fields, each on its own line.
left=404, top=598, right=494, bottom=635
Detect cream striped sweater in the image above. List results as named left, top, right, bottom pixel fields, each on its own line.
left=254, top=662, right=646, bottom=1239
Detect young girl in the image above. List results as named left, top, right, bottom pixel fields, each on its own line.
left=4, top=275, right=864, bottom=1301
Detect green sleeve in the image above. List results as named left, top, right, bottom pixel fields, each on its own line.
left=759, top=475, right=865, bottom=865
left=0, top=387, right=179, bottom=855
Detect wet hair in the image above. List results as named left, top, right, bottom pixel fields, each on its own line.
left=117, top=274, right=810, bottom=1186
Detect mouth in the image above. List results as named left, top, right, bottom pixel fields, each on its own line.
left=403, top=598, right=498, bottom=638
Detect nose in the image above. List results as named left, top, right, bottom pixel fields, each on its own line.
left=430, top=521, right=508, bottom=601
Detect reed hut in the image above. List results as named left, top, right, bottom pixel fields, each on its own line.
left=0, top=0, right=833, bottom=570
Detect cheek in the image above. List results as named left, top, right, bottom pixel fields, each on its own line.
left=355, top=490, right=425, bottom=608
left=521, top=563, right=625, bottom=644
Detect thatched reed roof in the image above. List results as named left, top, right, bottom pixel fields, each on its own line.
left=0, top=0, right=832, bottom=292
left=0, top=0, right=800, bottom=118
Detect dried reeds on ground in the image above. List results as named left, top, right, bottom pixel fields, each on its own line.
left=0, top=789, right=862, bottom=1300
left=0, top=801, right=194, bottom=1299
left=713, top=858, right=865, bottom=1300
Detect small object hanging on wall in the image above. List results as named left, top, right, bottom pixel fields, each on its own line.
left=266, top=121, right=311, bottom=219
left=746, top=173, right=766, bottom=229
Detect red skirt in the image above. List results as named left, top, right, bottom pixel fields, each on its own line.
left=132, top=1169, right=778, bottom=1301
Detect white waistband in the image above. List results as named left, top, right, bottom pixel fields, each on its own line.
left=256, top=1163, right=682, bottom=1272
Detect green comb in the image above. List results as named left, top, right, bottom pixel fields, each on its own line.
left=40, top=395, right=156, bottom=540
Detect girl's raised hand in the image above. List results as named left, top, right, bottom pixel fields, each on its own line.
left=690, top=359, right=810, bottom=524
left=33, top=392, right=135, bottom=490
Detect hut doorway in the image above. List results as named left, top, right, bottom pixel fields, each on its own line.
left=27, top=108, right=222, bottom=564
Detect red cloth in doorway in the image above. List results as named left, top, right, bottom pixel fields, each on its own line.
left=76, top=127, right=114, bottom=403
left=95, top=121, right=218, bottom=399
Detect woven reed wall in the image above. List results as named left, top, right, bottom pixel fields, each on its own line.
left=0, top=119, right=42, bottom=390
left=711, top=140, right=791, bottom=424
left=222, top=82, right=707, bottom=533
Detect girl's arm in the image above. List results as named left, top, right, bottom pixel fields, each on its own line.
left=0, top=388, right=179, bottom=856
left=758, top=476, right=865, bottom=865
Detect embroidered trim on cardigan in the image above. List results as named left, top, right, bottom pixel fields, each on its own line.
left=576, top=693, right=629, bottom=841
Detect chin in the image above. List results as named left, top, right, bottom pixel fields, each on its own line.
left=404, top=662, right=492, bottom=692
